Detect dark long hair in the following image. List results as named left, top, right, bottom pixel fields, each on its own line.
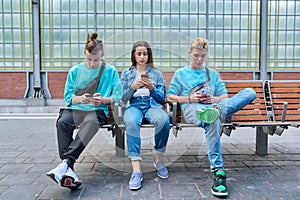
left=130, top=40, right=154, bottom=68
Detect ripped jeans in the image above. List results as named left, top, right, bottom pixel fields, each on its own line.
left=183, top=88, right=256, bottom=171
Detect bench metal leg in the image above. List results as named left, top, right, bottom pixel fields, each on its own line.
left=113, top=126, right=125, bottom=157
left=256, top=127, right=268, bottom=156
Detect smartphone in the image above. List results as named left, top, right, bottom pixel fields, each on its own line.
left=141, top=74, right=149, bottom=79
left=85, top=94, right=94, bottom=97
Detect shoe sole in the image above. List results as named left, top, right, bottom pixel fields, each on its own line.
left=61, top=175, right=81, bottom=190
left=153, top=162, right=169, bottom=179
left=211, top=189, right=228, bottom=197
left=129, top=177, right=143, bottom=190
left=46, top=173, right=59, bottom=184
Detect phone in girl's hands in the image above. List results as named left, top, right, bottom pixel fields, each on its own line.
left=141, top=74, right=149, bottom=79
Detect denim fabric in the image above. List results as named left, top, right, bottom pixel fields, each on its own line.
left=124, top=96, right=170, bottom=160
left=183, top=88, right=256, bottom=171
left=121, top=65, right=165, bottom=108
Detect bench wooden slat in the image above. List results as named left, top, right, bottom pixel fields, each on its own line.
left=274, top=104, right=300, bottom=109
left=275, top=116, right=300, bottom=121
left=270, top=82, right=300, bottom=88
left=272, top=94, right=300, bottom=98
left=231, top=116, right=268, bottom=121
left=234, top=109, right=266, bottom=115
left=269, top=81, right=300, bottom=124
left=271, top=88, right=300, bottom=93
left=242, top=104, right=266, bottom=109
left=225, top=82, right=263, bottom=87
left=273, top=99, right=300, bottom=104
left=233, top=121, right=291, bottom=127
left=227, top=88, right=265, bottom=94
left=274, top=110, right=300, bottom=115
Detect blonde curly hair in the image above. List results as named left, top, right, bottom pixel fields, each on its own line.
left=190, top=38, right=209, bottom=51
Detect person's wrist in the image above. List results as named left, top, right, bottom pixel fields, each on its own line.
left=188, top=95, right=191, bottom=103
left=131, top=84, right=136, bottom=90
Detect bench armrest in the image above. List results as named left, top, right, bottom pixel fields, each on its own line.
left=281, top=102, right=288, bottom=122
left=113, top=102, right=123, bottom=126
left=166, top=102, right=178, bottom=126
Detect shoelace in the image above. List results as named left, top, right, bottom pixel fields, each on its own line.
left=156, top=162, right=166, bottom=170
left=131, top=174, right=141, bottom=182
left=215, top=175, right=226, bottom=186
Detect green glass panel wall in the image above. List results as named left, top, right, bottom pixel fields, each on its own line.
left=0, top=0, right=299, bottom=71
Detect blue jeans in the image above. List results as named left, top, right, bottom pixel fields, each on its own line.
left=124, top=96, right=170, bottom=160
left=183, top=88, right=256, bottom=171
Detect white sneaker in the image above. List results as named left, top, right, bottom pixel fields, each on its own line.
left=61, top=167, right=81, bottom=190
left=46, top=160, right=68, bottom=184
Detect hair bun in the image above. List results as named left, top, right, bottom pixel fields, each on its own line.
left=85, top=32, right=103, bottom=54
left=91, top=32, right=98, bottom=40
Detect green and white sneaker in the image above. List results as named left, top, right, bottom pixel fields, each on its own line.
left=195, top=107, right=219, bottom=124
left=211, top=170, right=228, bottom=197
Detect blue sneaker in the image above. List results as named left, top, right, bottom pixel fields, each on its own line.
left=153, top=160, right=169, bottom=179
left=129, top=172, right=143, bottom=190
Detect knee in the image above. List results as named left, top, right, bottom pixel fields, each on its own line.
left=124, top=116, right=134, bottom=124
left=155, top=114, right=170, bottom=127
left=245, top=88, right=257, bottom=101
left=56, top=117, right=68, bottom=128
left=85, top=119, right=99, bottom=126
left=124, top=117, right=140, bottom=128
left=81, top=119, right=100, bottom=131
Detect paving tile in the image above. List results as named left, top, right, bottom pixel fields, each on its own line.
left=38, top=184, right=82, bottom=200
left=121, top=179, right=161, bottom=200
left=0, top=163, right=35, bottom=174
left=0, top=157, right=27, bottom=164
left=0, top=151, right=23, bottom=158
left=0, top=186, right=8, bottom=194
left=0, top=173, right=40, bottom=186
left=160, top=183, right=204, bottom=199
left=80, top=182, right=123, bottom=199
left=0, top=185, right=45, bottom=200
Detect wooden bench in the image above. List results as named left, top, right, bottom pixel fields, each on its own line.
left=109, top=80, right=297, bottom=157
left=268, top=81, right=300, bottom=129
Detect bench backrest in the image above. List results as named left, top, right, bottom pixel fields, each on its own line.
left=225, top=81, right=267, bottom=122
left=269, top=81, right=300, bottom=123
